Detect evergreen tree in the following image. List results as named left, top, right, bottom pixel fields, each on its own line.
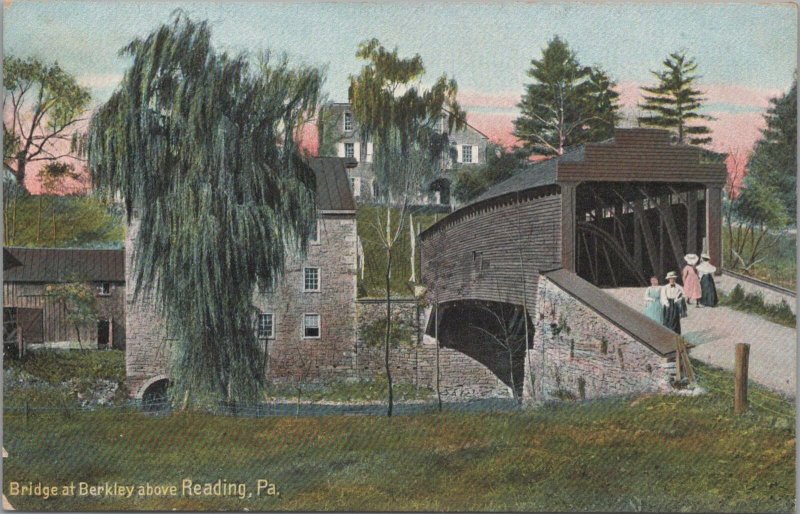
left=745, top=80, right=797, bottom=220
left=638, top=50, right=714, bottom=145
left=513, top=36, right=619, bottom=156
left=88, top=14, right=325, bottom=406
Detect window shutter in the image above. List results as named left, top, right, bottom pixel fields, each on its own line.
left=353, top=142, right=361, bottom=162
left=473, top=145, right=480, bottom=164
left=366, top=142, right=373, bottom=162
left=455, top=144, right=462, bottom=163
left=337, top=142, right=345, bottom=157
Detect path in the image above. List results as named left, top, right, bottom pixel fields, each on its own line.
left=606, top=288, right=796, bottom=399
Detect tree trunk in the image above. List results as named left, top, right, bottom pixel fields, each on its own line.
left=435, top=301, right=442, bottom=412
left=15, top=154, right=26, bottom=189
left=36, top=195, right=42, bottom=243
left=52, top=201, right=57, bottom=244
left=385, top=245, right=394, bottom=418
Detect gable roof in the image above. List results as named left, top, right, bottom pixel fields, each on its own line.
left=3, top=247, right=125, bottom=283
left=542, top=269, right=678, bottom=357
left=308, top=157, right=357, bottom=212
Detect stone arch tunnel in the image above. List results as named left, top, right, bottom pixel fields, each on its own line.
left=426, top=299, right=534, bottom=398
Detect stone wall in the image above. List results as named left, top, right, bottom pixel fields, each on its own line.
left=354, top=300, right=512, bottom=400
left=524, top=275, right=673, bottom=403
left=258, top=214, right=358, bottom=384
left=125, top=218, right=170, bottom=397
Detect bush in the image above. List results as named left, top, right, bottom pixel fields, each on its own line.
left=720, top=285, right=796, bottom=327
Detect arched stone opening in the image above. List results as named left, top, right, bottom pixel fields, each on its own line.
left=427, top=299, right=533, bottom=398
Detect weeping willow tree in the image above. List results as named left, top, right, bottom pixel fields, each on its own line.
left=348, top=39, right=465, bottom=416
left=88, top=14, right=325, bottom=406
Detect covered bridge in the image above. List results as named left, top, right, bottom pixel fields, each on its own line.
left=419, top=128, right=727, bottom=401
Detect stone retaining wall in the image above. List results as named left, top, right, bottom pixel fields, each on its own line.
left=524, top=275, right=673, bottom=403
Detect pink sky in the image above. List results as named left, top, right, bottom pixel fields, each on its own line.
left=19, top=82, right=779, bottom=194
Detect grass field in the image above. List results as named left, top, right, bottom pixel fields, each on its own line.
left=3, top=360, right=794, bottom=512
left=356, top=205, right=440, bottom=298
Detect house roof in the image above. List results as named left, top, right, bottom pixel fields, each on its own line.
left=308, top=157, right=357, bottom=212
left=542, top=269, right=678, bottom=357
left=3, top=247, right=125, bottom=283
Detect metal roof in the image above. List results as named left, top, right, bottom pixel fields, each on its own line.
left=542, top=269, right=678, bottom=357
left=3, top=247, right=125, bottom=283
left=307, top=157, right=357, bottom=212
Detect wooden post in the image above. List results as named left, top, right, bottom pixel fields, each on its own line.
left=734, top=343, right=750, bottom=415
left=705, top=186, right=723, bottom=274
left=560, top=182, right=577, bottom=271
left=686, top=191, right=697, bottom=254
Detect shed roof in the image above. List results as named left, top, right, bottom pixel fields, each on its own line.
left=3, top=247, right=125, bottom=283
left=542, top=269, right=678, bottom=357
left=308, top=157, right=357, bottom=212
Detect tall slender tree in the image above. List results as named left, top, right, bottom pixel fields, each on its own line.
left=514, top=36, right=620, bottom=156
left=638, top=50, right=714, bottom=145
left=348, top=38, right=465, bottom=416
left=3, top=56, right=90, bottom=191
left=88, top=14, right=325, bottom=406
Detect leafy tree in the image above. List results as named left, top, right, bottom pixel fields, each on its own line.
left=348, top=38, right=464, bottom=416
left=746, top=80, right=796, bottom=220
left=513, top=36, right=620, bottom=156
left=3, top=56, right=91, bottom=190
left=453, top=148, right=525, bottom=203
left=88, top=14, right=325, bottom=406
left=638, top=50, right=714, bottom=145
left=727, top=81, right=797, bottom=271
left=46, top=279, right=97, bottom=348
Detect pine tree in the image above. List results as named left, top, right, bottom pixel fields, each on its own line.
left=745, top=80, right=797, bottom=220
left=638, top=50, right=714, bottom=145
left=513, top=36, right=619, bottom=156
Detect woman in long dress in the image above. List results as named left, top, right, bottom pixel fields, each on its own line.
left=661, top=271, right=685, bottom=334
left=682, top=253, right=702, bottom=306
left=697, top=253, right=718, bottom=307
left=643, top=276, right=663, bottom=324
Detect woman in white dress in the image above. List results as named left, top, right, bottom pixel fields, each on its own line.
left=697, top=253, right=718, bottom=307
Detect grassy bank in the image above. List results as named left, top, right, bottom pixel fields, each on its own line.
left=4, top=195, right=123, bottom=248
left=3, top=359, right=794, bottom=512
left=356, top=205, right=440, bottom=297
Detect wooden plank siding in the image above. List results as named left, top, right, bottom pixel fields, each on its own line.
left=3, top=281, right=126, bottom=348
left=421, top=190, right=562, bottom=310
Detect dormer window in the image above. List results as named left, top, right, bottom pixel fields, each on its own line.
left=344, top=112, right=353, bottom=132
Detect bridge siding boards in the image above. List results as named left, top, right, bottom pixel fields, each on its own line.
left=421, top=192, right=561, bottom=309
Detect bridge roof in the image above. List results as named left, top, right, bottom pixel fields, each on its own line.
left=543, top=269, right=679, bottom=357
left=471, top=146, right=584, bottom=205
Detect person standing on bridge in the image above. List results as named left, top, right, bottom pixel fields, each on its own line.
left=643, top=276, right=664, bottom=324
left=682, top=254, right=702, bottom=307
left=697, top=253, right=718, bottom=307
left=661, top=271, right=686, bottom=334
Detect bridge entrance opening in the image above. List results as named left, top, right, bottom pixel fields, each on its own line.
left=574, top=181, right=708, bottom=288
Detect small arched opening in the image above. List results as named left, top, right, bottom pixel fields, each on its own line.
left=140, top=377, right=170, bottom=411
